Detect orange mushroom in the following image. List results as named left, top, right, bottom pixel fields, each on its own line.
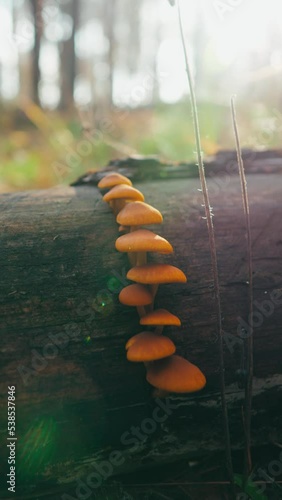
left=127, top=263, right=187, bottom=305
left=98, top=172, right=132, bottom=189
left=146, top=355, right=206, bottom=393
left=98, top=177, right=205, bottom=394
left=103, top=184, right=145, bottom=215
left=103, top=184, right=144, bottom=202
left=115, top=228, right=173, bottom=266
left=127, top=263, right=186, bottom=285
left=116, top=201, right=163, bottom=230
left=126, top=332, right=176, bottom=362
left=125, top=331, right=146, bottom=350
left=119, top=283, right=153, bottom=317
left=140, top=308, right=181, bottom=334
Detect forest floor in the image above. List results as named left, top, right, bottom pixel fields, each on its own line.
left=0, top=100, right=280, bottom=193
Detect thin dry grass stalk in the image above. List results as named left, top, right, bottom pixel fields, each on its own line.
left=231, top=96, right=254, bottom=481
left=175, top=0, right=235, bottom=496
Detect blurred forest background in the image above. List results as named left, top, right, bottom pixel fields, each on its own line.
left=0, top=0, right=282, bottom=192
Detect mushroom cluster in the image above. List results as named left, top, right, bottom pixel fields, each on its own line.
left=98, top=172, right=206, bottom=394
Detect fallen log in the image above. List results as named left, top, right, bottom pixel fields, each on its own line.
left=0, top=152, right=282, bottom=497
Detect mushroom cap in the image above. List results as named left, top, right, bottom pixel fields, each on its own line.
left=127, top=263, right=187, bottom=284
left=140, top=308, right=181, bottom=326
left=98, top=173, right=132, bottom=189
left=125, top=331, right=146, bottom=350
left=116, top=201, right=163, bottom=226
left=146, top=355, right=206, bottom=393
left=103, top=184, right=144, bottom=202
left=126, top=332, right=176, bottom=362
left=119, top=284, right=153, bottom=306
left=115, top=229, right=173, bottom=254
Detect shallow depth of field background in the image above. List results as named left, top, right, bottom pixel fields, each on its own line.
left=0, top=0, right=281, bottom=192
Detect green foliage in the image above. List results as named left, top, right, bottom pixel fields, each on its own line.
left=234, top=473, right=268, bottom=500
left=0, top=101, right=280, bottom=192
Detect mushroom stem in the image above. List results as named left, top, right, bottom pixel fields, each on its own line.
left=108, top=199, right=128, bottom=217
left=143, top=361, right=151, bottom=370
left=127, top=252, right=136, bottom=267
left=130, top=225, right=140, bottom=233
left=113, top=200, right=118, bottom=216
left=154, top=326, right=164, bottom=335
left=119, top=225, right=129, bottom=233
left=137, top=306, right=146, bottom=318
left=150, top=283, right=159, bottom=308
left=145, top=302, right=153, bottom=313
left=109, top=199, right=120, bottom=217
left=152, top=388, right=171, bottom=399
left=136, top=251, right=147, bottom=266
left=115, top=199, right=126, bottom=215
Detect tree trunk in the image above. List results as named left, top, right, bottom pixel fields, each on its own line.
left=30, top=0, right=43, bottom=105
left=102, top=0, right=116, bottom=109
left=1, top=152, right=282, bottom=497
left=59, top=0, right=79, bottom=110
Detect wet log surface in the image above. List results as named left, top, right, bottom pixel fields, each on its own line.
left=0, top=151, right=282, bottom=497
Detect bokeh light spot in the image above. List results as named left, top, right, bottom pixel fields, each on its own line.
left=107, top=275, right=122, bottom=293
left=18, top=417, right=57, bottom=481
left=92, top=291, right=115, bottom=316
